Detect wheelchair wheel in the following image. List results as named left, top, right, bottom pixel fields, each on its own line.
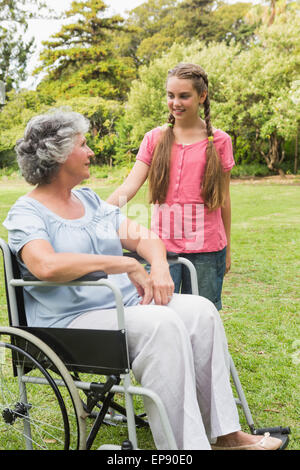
left=0, top=327, right=86, bottom=450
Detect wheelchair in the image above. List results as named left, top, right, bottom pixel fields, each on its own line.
left=0, top=237, right=290, bottom=450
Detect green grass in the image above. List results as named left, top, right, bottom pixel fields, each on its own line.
left=0, top=173, right=299, bottom=450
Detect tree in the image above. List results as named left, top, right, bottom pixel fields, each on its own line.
left=0, top=87, right=123, bottom=168
left=207, top=2, right=257, bottom=47
left=177, top=0, right=218, bottom=42
left=0, top=0, right=41, bottom=91
left=118, top=0, right=256, bottom=66
left=35, top=0, right=136, bottom=100
left=125, top=0, right=179, bottom=64
left=250, top=19, right=299, bottom=172
left=176, top=0, right=256, bottom=46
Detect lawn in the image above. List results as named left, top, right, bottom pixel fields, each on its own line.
left=0, top=172, right=299, bottom=450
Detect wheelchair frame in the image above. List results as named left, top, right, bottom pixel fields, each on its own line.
left=0, top=238, right=290, bottom=450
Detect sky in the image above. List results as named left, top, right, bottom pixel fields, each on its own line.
left=22, top=0, right=145, bottom=88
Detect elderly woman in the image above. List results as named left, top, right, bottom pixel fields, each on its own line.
left=3, top=109, right=281, bottom=451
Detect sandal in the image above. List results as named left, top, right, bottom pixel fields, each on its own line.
left=211, top=432, right=282, bottom=450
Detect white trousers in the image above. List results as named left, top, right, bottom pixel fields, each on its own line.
left=68, top=294, right=241, bottom=450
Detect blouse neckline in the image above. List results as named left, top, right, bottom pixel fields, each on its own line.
left=173, top=129, right=221, bottom=147
left=22, top=189, right=89, bottom=224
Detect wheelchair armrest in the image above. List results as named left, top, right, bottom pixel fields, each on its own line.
left=23, top=271, right=107, bottom=282
left=123, top=251, right=179, bottom=264
left=72, top=271, right=107, bottom=281
left=22, top=253, right=179, bottom=281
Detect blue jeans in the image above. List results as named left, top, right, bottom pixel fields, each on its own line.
left=169, top=247, right=227, bottom=311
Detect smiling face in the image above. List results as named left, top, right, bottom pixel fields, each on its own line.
left=166, top=76, right=207, bottom=124
left=61, top=133, right=94, bottom=183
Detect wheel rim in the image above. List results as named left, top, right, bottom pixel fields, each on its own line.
left=0, top=335, right=80, bottom=450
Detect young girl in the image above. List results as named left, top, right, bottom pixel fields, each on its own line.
left=107, top=63, right=234, bottom=310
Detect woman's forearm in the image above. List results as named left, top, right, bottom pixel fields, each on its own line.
left=41, top=252, right=139, bottom=282
left=21, top=240, right=138, bottom=282
left=119, top=220, right=169, bottom=269
left=136, top=236, right=169, bottom=269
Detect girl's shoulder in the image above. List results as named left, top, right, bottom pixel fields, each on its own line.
left=145, top=126, right=163, bottom=137
left=7, top=195, right=45, bottom=217
left=213, top=129, right=232, bottom=145
left=213, top=130, right=235, bottom=169
left=139, top=126, right=163, bottom=156
left=144, top=126, right=163, bottom=143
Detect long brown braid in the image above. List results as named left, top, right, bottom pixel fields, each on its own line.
left=202, top=92, right=226, bottom=210
left=148, top=63, right=226, bottom=210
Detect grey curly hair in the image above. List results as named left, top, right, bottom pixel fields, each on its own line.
left=16, top=109, right=90, bottom=185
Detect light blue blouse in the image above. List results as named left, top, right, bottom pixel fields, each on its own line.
left=3, top=187, right=140, bottom=327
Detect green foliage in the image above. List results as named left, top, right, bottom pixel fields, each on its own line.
left=0, top=89, right=54, bottom=159
left=1, top=1, right=32, bottom=91
left=54, top=96, right=123, bottom=165
left=35, top=0, right=136, bottom=100
left=125, top=0, right=179, bottom=64
left=0, top=89, right=123, bottom=167
left=231, top=163, right=270, bottom=178
left=209, top=2, right=257, bottom=46
left=113, top=116, right=136, bottom=167
left=0, top=1, right=51, bottom=91
left=215, top=16, right=299, bottom=170
left=120, top=0, right=256, bottom=65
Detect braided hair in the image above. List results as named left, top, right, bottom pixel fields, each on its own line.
left=148, top=63, right=225, bottom=210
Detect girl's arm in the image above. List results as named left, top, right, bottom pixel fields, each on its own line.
left=221, top=171, right=232, bottom=274
left=107, top=161, right=150, bottom=207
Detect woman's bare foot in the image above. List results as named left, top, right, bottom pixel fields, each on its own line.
left=212, top=431, right=282, bottom=450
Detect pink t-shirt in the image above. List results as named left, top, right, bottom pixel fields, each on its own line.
left=136, top=127, right=235, bottom=253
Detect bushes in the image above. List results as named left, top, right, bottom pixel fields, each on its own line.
left=231, top=163, right=271, bottom=178
left=0, top=92, right=123, bottom=169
